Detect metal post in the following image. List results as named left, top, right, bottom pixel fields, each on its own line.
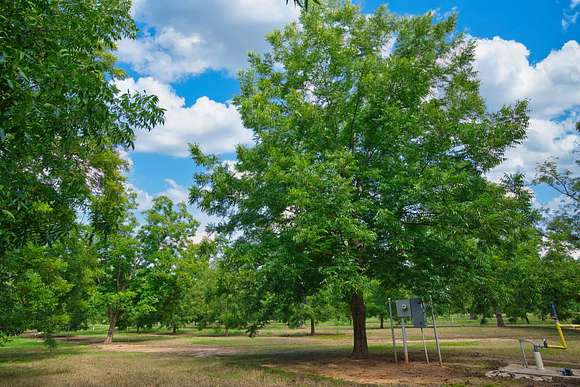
left=401, top=318, right=409, bottom=364
left=518, top=339, right=528, bottom=368
left=429, top=295, right=442, bottom=366
left=388, top=298, right=398, bottom=363
left=421, top=327, right=429, bottom=364
left=533, top=345, right=544, bottom=370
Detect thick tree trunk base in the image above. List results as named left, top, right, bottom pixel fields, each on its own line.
left=104, top=334, right=113, bottom=344
left=310, top=317, right=315, bottom=336
left=350, top=293, right=368, bottom=359
left=495, top=313, right=505, bottom=327
left=379, top=315, right=384, bottom=329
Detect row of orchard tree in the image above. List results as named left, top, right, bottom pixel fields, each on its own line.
left=1, top=1, right=578, bottom=357
left=5, top=171, right=573, bottom=346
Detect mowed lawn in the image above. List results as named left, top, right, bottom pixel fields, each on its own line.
left=1, top=320, right=578, bottom=386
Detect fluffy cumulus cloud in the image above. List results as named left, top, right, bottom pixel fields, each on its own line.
left=115, top=77, right=252, bottom=156
left=162, top=178, right=190, bottom=204
left=118, top=0, right=298, bottom=82
left=474, top=38, right=580, bottom=119
left=486, top=117, right=578, bottom=181
left=117, top=149, right=134, bottom=168
left=475, top=37, right=580, bottom=181
left=128, top=179, right=189, bottom=212
left=126, top=182, right=153, bottom=212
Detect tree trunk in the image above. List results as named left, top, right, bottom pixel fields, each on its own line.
left=310, top=317, right=315, bottom=336
left=379, top=315, right=384, bottom=329
left=495, top=312, right=505, bottom=327
left=469, top=310, right=478, bottom=320
left=172, top=325, right=177, bottom=334
left=104, top=309, right=119, bottom=344
left=350, top=293, right=368, bottom=359
left=524, top=315, right=530, bottom=324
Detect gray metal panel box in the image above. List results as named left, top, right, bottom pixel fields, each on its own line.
left=410, top=298, right=427, bottom=328
left=395, top=299, right=411, bottom=318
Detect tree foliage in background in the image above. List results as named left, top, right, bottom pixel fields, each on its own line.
left=0, top=0, right=164, bottom=340
left=533, top=158, right=579, bottom=320
left=89, top=152, right=141, bottom=345
left=190, top=3, right=530, bottom=358
left=136, top=196, right=201, bottom=333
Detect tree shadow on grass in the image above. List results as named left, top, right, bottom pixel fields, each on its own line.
left=0, top=365, right=70, bottom=380
left=225, top=346, right=352, bottom=366
left=53, top=334, right=169, bottom=345
left=0, top=347, right=81, bottom=364
left=278, top=332, right=347, bottom=338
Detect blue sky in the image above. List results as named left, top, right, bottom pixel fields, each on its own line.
left=116, top=0, right=579, bottom=234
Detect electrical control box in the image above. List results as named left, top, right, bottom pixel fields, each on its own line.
left=410, top=298, right=427, bottom=328
left=395, top=298, right=427, bottom=328
left=396, top=299, right=412, bottom=318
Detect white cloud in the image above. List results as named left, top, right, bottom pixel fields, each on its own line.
left=118, top=0, right=299, bottom=82
left=537, top=193, right=575, bottom=214
left=126, top=179, right=189, bottom=212
left=563, top=0, right=580, bottom=30
left=487, top=116, right=579, bottom=181
left=474, top=38, right=580, bottom=119
left=117, top=149, right=134, bottom=168
left=476, top=37, right=580, bottom=181
left=162, top=178, right=189, bottom=204
left=115, top=77, right=252, bottom=156
left=117, top=29, right=209, bottom=83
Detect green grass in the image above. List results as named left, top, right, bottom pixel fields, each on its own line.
left=0, top=345, right=346, bottom=387
left=1, top=321, right=578, bottom=386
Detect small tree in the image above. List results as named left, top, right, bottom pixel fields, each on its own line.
left=90, top=152, right=142, bottom=344
left=138, top=196, right=200, bottom=333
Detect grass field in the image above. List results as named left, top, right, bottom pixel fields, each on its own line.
left=1, top=318, right=578, bottom=386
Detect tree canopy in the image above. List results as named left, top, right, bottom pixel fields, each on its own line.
left=191, top=3, right=531, bottom=358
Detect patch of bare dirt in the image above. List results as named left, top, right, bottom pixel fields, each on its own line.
left=264, top=357, right=497, bottom=386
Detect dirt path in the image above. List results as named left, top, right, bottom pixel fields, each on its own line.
left=93, top=342, right=240, bottom=357
left=264, top=359, right=497, bottom=386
